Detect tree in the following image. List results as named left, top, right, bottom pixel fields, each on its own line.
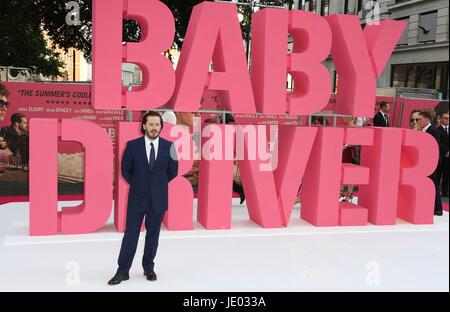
left=36, top=0, right=293, bottom=63
left=2, top=0, right=293, bottom=78
left=0, top=0, right=64, bottom=78
left=35, top=0, right=207, bottom=63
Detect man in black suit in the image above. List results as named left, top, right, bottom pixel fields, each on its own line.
left=373, top=102, right=390, bottom=127
left=108, top=112, right=179, bottom=285
left=418, top=110, right=443, bottom=216
left=437, top=112, right=449, bottom=197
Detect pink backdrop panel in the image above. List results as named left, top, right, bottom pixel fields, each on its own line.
left=399, top=98, right=444, bottom=129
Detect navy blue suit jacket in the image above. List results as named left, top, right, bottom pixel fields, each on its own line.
left=373, top=111, right=389, bottom=127
left=121, top=136, right=178, bottom=213
left=425, top=125, right=442, bottom=178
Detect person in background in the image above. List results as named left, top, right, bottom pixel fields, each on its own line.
left=437, top=112, right=449, bottom=197
left=409, top=110, right=421, bottom=130
left=356, top=117, right=372, bottom=127
left=0, top=132, right=13, bottom=167
left=423, top=107, right=436, bottom=126
left=373, top=102, right=390, bottom=127
left=0, top=84, right=10, bottom=123
left=418, top=110, right=443, bottom=216
left=311, top=116, right=329, bottom=126
left=1, top=113, right=29, bottom=167
left=434, top=101, right=449, bottom=128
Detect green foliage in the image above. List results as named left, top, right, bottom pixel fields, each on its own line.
left=36, top=0, right=293, bottom=62
left=0, top=0, right=65, bottom=78
left=1, top=0, right=294, bottom=78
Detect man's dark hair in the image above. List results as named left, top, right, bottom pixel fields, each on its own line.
left=434, top=101, right=449, bottom=119
left=379, top=101, right=389, bottom=109
left=141, top=111, right=163, bottom=135
left=410, top=109, right=421, bottom=117
left=0, top=84, right=10, bottom=97
left=11, top=113, right=26, bottom=125
left=419, top=110, right=433, bottom=121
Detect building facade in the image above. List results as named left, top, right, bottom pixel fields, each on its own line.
left=294, top=0, right=449, bottom=100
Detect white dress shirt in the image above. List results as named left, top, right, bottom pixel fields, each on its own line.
left=144, top=135, right=159, bottom=163
left=421, top=123, right=432, bottom=132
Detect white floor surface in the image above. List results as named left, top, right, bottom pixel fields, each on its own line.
left=0, top=199, right=448, bottom=292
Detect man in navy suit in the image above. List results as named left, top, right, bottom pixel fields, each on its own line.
left=418, top=110, right=443, bottom=216
left=373, top=102, right=390, bottom=127
left=108, top=111, right=178, bottom=285
left=437, top=112, right=449, bottom=197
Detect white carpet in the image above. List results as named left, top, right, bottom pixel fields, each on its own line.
left=0, top=199, right=448, bottom=292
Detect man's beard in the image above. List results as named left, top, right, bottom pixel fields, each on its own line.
left=146, top=129, right=160, bottom=140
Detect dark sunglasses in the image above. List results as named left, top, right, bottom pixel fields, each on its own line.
left=410, top=118, right=419, bottom=123
left=0, top=100, right=9, bottom=109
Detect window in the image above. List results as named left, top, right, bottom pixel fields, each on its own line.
left=310, top=0, right=316, bottom=13
left=396, top=17, right=409, bottom=46
left=391, top=63, right=449, bottom=99
left=357, top=0, right=363, bottom=12
left=321, top=0, right=329, bottom=16
left=392, top=64, right=407, bottom=88
left=301, top=0, right=316, bottom=11
left=419, top=11, right=437, bottom=43
left=300, top=0, right=306, bottom=10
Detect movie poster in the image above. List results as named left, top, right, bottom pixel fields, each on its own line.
left=0, top=82, right=125, bottom=196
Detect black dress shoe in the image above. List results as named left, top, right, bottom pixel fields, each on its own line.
left=144, top=270, right=157, bottom=281
left=108, top=274, right=129, bottom=285
left=434, top=210, right=443, bottom=216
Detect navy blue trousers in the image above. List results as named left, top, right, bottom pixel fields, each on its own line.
left=116, top=204, right=166, bottom=276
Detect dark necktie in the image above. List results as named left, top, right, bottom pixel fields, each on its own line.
left=384, top=115, right=389, bottom=127
left=149, top=142, right=155, bottom=171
